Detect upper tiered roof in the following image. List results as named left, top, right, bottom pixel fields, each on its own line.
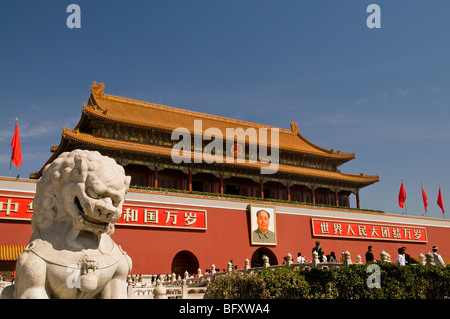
left=80, top=82, right=356, bottom=162
left=31, top=82, right=379, bottom=189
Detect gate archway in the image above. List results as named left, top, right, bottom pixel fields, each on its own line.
left=171, top=250, right=199, bottom=277
left=250, top=247, right=278, bottom=267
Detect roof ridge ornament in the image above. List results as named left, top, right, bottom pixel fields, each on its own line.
left=290, top=122, right=299, bottom=135
left=91, top=81, right=105, bottom=95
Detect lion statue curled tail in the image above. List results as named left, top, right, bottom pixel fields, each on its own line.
left=1, top=150, right=132, bottom=299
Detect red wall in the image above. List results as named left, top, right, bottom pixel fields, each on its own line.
left=112, top=203, right=450, bottom=275
left=1, top=198, right=449, bottom=276
left=0, top=220, right=33, bottom=245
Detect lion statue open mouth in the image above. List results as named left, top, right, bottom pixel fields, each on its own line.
left=1, top=150, right=133, bottom=299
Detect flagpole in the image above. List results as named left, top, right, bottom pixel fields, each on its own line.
left=399, top=178, right=406, bottom=215
left=421, top=181, right=424, bottom=217
left=437, top=183, right=445, bottom=219
left=8, top=157, right=12, bottom=177
left=421, top=181, right=423, bottom=217
left=8, top=118, right=18, bottom=177
left=422, top=181, right=427, bottom=217
left=403, top=178, right=407, bottom=215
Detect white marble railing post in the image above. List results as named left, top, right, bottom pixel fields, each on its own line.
left=311, top=251, right=319, bottom=268
left=426, top=251, right=435, bottom=266
left=153, top=279, right=167, bottom=299
left=263, top=255, right=270, bottom=269
left=244, top=258, right=250, bottom=272
left=418, top=253, right=426, bottom=265
left=343, top=250, right=352, bottom=266
left=286, top=253, right=293, bottom=267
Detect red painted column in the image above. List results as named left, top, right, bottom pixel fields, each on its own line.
left=335, top=189, right=339, bottom=207
left=287, top=182, right=291, bottom=201
left=188, top=169, right=192, bottom=191
left=154, top=167, right=158, bottom=188
left=260, top=179, right=264, bottom=198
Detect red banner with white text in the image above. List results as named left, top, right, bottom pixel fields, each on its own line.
left=311, top=218, right=427, bottom=243
left=0, top=195, right=207, bottom=230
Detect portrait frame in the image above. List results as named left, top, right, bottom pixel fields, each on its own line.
left=249, top=204, right=277, bottom=246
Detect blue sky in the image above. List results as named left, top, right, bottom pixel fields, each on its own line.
left=1, top=1, right=450, bottom=218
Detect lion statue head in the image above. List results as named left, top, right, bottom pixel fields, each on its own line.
left=32, top=149, right=131, bottom=237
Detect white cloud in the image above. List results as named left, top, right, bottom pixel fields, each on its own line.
left=393, top=87, right=417, bottom=97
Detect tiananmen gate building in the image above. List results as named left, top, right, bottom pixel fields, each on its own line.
left=0, top=82, right=449, bottom=278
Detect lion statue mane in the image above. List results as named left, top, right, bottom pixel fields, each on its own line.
left=1, top=150, right=133, bottom=299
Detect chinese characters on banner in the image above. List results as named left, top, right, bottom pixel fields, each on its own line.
left=311, top=219, right=427, bottom=243
left=0, top=195, right=207, bottom=230
left=0, top=196, right=34, bottom=218
left=118, top=204, right=207, bottom=230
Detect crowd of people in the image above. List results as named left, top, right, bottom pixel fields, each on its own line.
left=296, top=240, right=347, bottom=263
left=368, top=244, right=445, bottom=266
left=127, top=242, right=447, bottom=286
left=296, top=241, right=446, bottom=266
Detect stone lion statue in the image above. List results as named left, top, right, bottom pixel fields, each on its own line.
left=1, top=150, right=132, bottom=299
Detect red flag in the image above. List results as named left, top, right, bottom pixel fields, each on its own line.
left=437, top=187, right=445, bottom=215
left=422, top=186, right=428, bottom=212
left=10, top=121, right=22, bottom=168
left=398, top=181, right=406, bottom=208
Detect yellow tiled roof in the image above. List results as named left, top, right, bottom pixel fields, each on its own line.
left=0, top=245, right=25, bottom=261
left=82, top=83, right=355, bottom=161
left=61, top=128, right=379, bottom=186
